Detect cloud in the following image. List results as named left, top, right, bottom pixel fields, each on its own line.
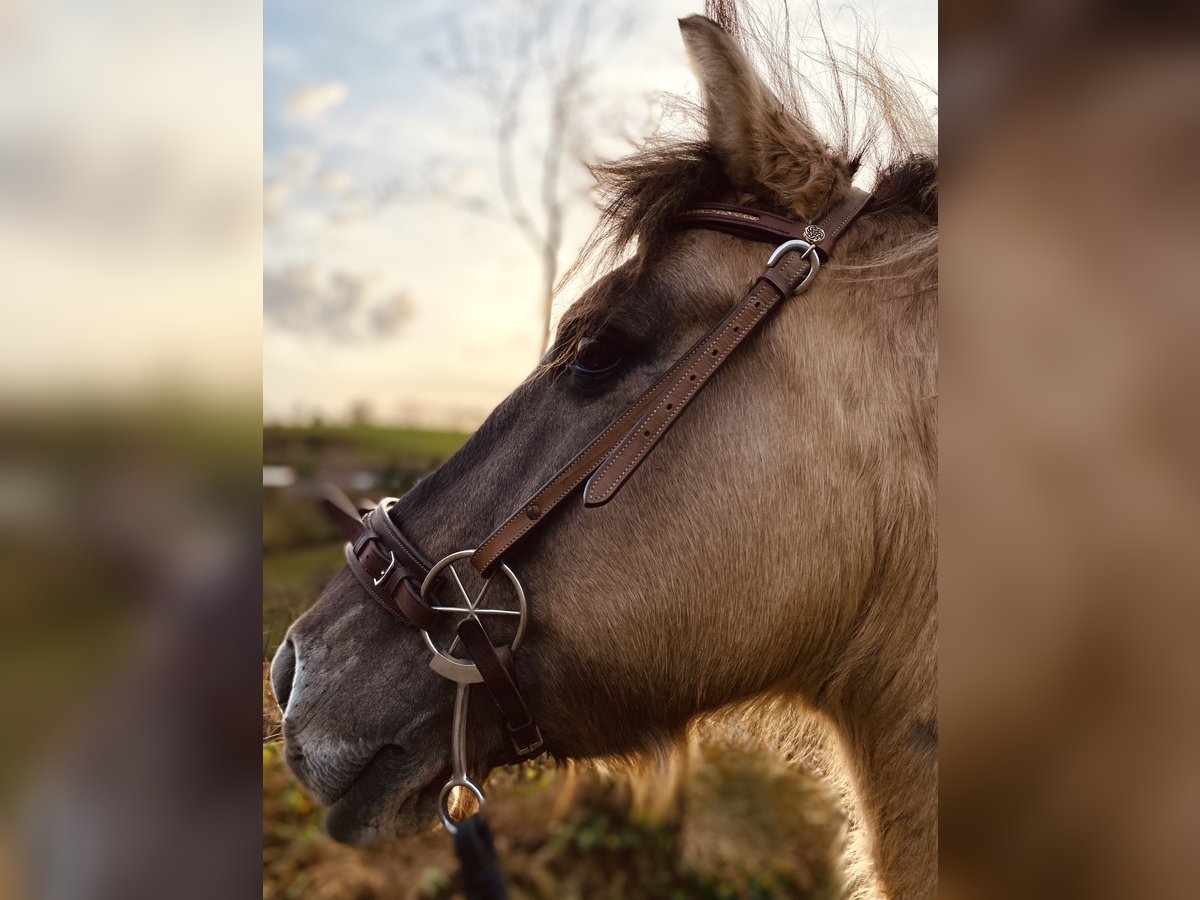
left=284, top=147, right=320, bottom=176
left=326, top=191, right=370, bottom=228
left=284, top=82, right=347, bottom=122
left=318, top=169, right=353, bottom=192
left=264, top=265, right=411, bottom=343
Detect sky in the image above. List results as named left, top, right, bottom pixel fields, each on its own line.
left=1, top=1, right=262, bottom=403
left=263, top=0, right=936, bottom=429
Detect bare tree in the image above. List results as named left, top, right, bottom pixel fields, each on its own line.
left=426, top=0, right=636, bottom=353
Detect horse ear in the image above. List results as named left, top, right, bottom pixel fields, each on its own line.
left=678, top=15, right=848, bottom=219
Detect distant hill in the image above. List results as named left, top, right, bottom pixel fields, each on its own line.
left=263, top=423, right=469, bottom=470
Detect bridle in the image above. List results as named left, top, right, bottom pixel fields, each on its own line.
left=322, top=186, right=872, bottom=835
left=320, top=187, right=872, bottom=847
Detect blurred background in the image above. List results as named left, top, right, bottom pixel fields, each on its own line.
left=2, top=0, right=262, bottom=897
left=0, top=0, right=264, bottom=895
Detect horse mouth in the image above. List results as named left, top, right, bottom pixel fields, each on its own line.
left=322, top=745, right=447, bottom=845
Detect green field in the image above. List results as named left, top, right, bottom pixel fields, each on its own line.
left=264, top=423, right=469, bottom=469
left=263, top=423, right=469, bottom=658
left=263, top=542, right=343, bottom=658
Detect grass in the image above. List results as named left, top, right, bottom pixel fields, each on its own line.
left=262, top=729, right=846, bottom=900
left=265, top=542, right=346, bottom=589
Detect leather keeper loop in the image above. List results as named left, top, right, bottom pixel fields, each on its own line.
left=352, top=530, right=379, bottom=556
left=757, top=264, right=804, bottom=298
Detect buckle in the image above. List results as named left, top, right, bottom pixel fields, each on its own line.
left=767, top=237, right=816, bottom=266
left=511, top=725, right=544, bottom=756
left=766, top=239, right=821, bottom=293
left=372, top=550, right=396, bottom=586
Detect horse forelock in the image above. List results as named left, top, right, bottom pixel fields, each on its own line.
left=562, top=0, right=937, bottom=311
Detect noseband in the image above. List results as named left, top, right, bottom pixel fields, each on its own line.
left=322, top=187, right=872, bottom=836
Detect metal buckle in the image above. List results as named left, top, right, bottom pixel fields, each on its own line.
left=766, top=239, right=821, bottom=293
left=372, top=550, right=396, bottom=586
left=512, top=726, right=544, bottom=757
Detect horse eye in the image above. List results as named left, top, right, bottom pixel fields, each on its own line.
left=570, top=337, right=623, bottom=376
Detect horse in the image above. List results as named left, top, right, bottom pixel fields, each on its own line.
left=271, top=10, right=937, bottom=898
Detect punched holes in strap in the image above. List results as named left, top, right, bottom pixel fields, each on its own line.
left=582, top=247, right=810, bottom=507
left=468, top=189, right=873, bottom=574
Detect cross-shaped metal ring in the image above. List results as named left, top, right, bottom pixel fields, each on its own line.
left=419, top=549, right=527, bottom=684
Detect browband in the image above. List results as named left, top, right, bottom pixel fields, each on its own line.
left=673, top=196, right=870, bottom=260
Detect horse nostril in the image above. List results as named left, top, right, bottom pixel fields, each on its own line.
left=270, top=638, right=298, bottom=715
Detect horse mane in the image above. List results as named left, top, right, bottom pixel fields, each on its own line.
left=567, top=1, right=937, bottom=287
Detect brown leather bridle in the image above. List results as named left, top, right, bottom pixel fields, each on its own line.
left=321, top=186, right=872, bottom=831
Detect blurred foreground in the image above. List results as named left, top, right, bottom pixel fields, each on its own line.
left=0, top=400, right=263, bottom=899
left=1, top=1, right=262, bottom=897
left=264, top=690, right=847, bottom=900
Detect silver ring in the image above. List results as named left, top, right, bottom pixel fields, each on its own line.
left=438, top=778, right=486, bottom=834
left=419, top=549, right=528, bottom=675
left=766, top=239, right=821, bottom=293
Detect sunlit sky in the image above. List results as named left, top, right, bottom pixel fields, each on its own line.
left=1, top=2, right=261, bottom=402
left=263, top=0, right=935, bottom=428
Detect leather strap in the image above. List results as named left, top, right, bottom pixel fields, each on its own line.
left=469, top=358, right=692, bottom=577
left=674, top=190, right=872, bottom=260
left=583, top=244, right=812, bottom=505
left=470, top=187, right=872, bottom=575
left=320, top=489, right=544, bottom=758
left=457, top=619, right=543, bottom=755
left=318, top=187, right=872, bottom=766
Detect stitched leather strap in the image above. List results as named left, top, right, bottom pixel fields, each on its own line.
left=469, top=358, right=692, bottom=578
left=470, top=187, right=872, bottom=575
left=579, top=191, right=875, bottom=503
left=330, top=496, right=439, bottom=629
left=674, top=191, right=871, bottom=260
left=320, top=489, right=544, bottom=755
left=583, top=244, right=812, bottom=505
left=456, top=619, right=543, bottom=756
